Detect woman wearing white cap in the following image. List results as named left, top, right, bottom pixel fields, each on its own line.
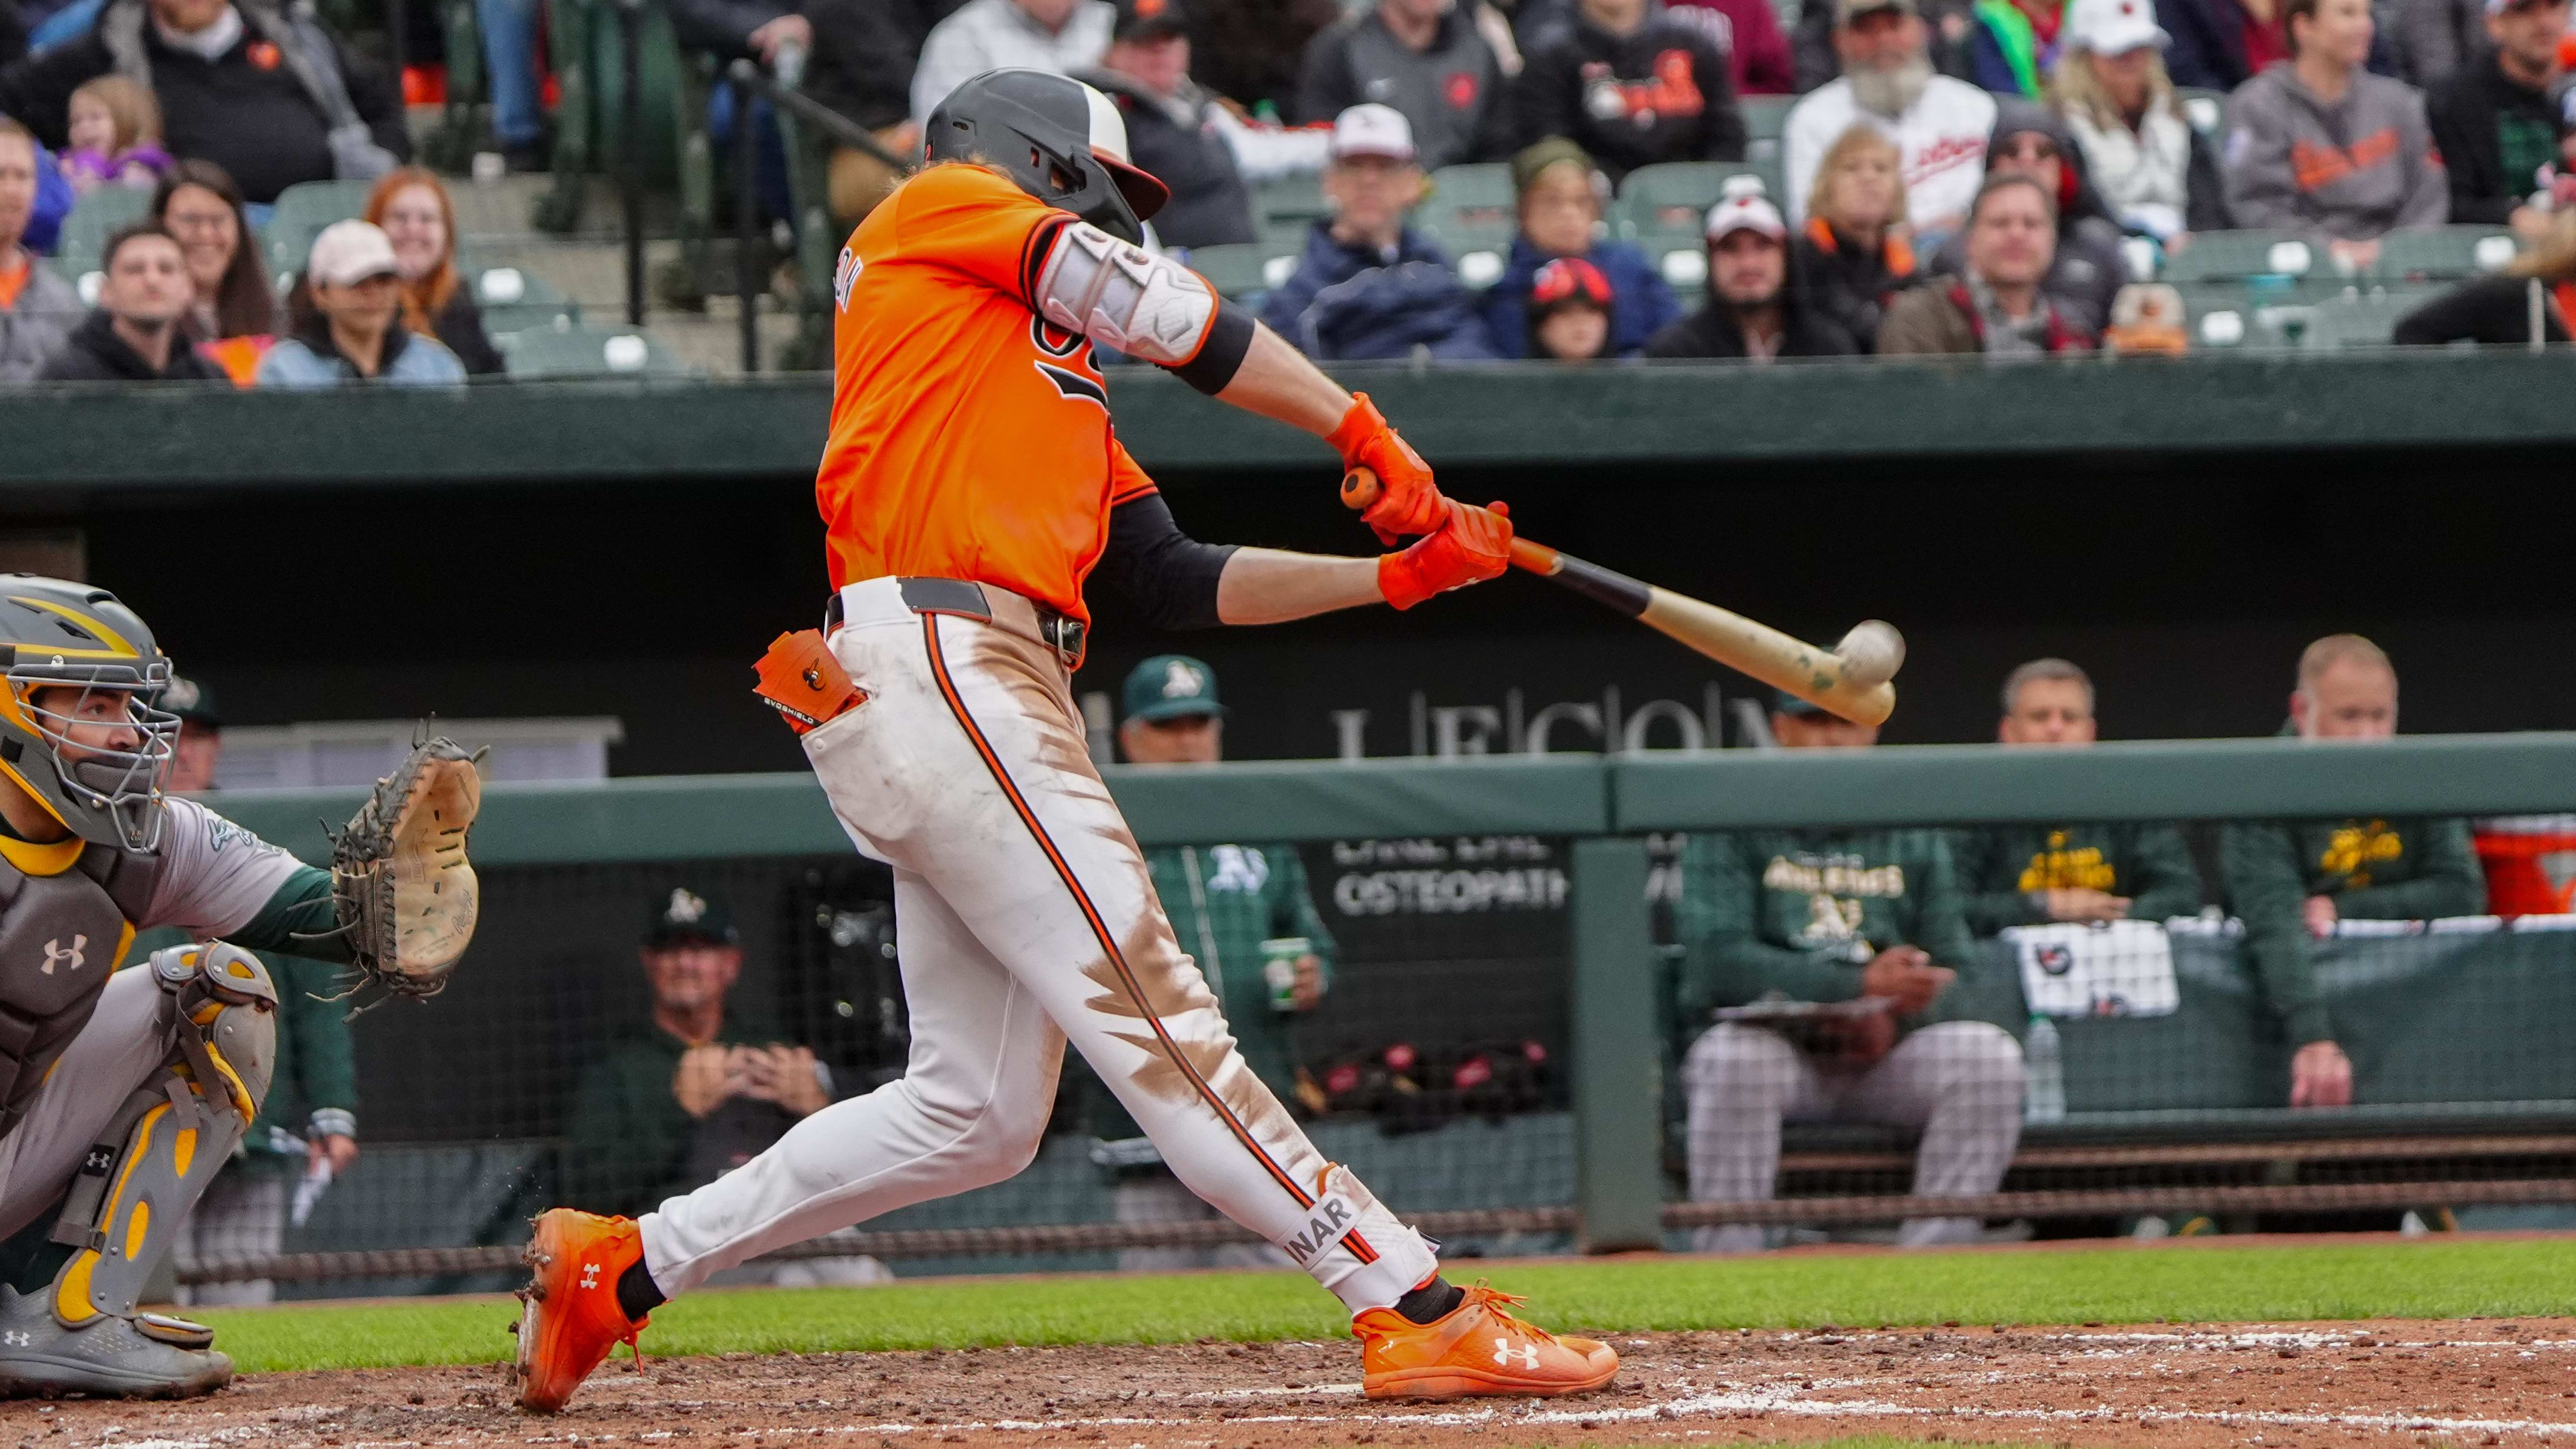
left=2049, top=0, right=2232, bottom=240
left=254, top=219, right=468, bottom=388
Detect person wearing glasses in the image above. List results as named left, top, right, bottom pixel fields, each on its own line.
left=1925, top=100, right=2128, bottom=335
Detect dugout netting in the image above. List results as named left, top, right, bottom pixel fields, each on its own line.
left=173, top=742, right=2576, bottom=1298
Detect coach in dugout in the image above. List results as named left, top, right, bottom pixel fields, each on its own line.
left=1949, top=657, right=2202, bottom=937
left=1673, top=690, right=2024, bottom=1253
left=1085, top=654, right=1337, bottom=1271
left=2221, top=635, right=2485, bottom=1110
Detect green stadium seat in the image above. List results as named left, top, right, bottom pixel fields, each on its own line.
left=496, top=322, right=694, bottom=378
left=2161, top=229, right=2320, bottom=283
left=1618, top=161, right=1780, bottom=289
left=1740, top=94, right=1794, bottom=143
left=2372, top=225, right=2521, bottom=282
left=1181, top=242, right=1299, bottom=302
left=1253, top=174, right=1327, bottom=245
left=2299, top=286, right=2443, bottom=349
left=467, top=265, right=580, bottom=336
left=2173, top=279, right=2307, bottom=349
left=266, top=179, right=379, bottom=276
left=2176, top=87, right=2227, bottom=137
left=1416, top=163, right=1518, bottom=289
left=51, top=187, right=150, bottom=276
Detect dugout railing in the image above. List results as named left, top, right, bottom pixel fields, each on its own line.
left=193, top=733, right=2576, bottom=1293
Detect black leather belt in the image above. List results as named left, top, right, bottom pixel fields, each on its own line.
left=826, top=579, right=1086, bottom=665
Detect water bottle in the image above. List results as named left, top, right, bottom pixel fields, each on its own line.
left=2024, top=1015, right=2065, bottom=1124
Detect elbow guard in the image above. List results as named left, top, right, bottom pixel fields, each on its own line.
left=1033, top=221, right=1219, bottom=365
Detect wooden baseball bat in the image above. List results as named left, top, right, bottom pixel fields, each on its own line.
left=1343, top=468, right=1900, bottom=726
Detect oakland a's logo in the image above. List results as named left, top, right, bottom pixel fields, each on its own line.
left=1029, top=318, right=1107, bottom=409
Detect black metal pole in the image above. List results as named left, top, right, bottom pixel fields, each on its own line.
left=620, top=0, right=645, bottom=327
left=734, top=77, right=759, bottom=373
left=386, top=0, right=408, bottom=99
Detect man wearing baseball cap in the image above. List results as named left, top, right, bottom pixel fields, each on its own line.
left=1081, top=0, right=1260, bottom=247
left=2052, top=0, right=2233, bottom=241
left=1258, top=104, right=1499, bottom=359
left=1092, top=655, right=1339, bottom=1272
left=1644, top=178, right=1862, bottom=357
left=1783, top=0, right=1998, bottom=243
left=2426, top=0, right=2570, bottom=233
left=256, top=220, right=466, bottom=387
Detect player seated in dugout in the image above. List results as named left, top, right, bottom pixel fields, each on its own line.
left=1083, top=654, right=1339, bottom=1273
left=2220, top=634, right=2485, bottom=1111
left=1949, top=657, right=2203, bottom=937
left=1672, top=690, right=2024, bottom=1253
left=560, top=889, right=837, bottom=1224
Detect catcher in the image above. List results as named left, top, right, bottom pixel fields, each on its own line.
left=513, top=69, right=1614, bottom=1414
left=0, top=576, right=481, bottom=1399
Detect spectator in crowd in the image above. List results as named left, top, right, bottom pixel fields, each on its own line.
left=1674, top=690, right=2022, bottom=1253
left=2425, top=0, right=2568, bottom=230
left=1082, top=0, right=1327, bottom=249
left=153, top=159, right=274, bottom=365
left=1482, top=137, right=1679, bottom=356
left=1188, top=0, right=1340, bottom=115
left=475, top=0, right=554, bottom=171
left=1510, top=0, right=1747, bottom=182
left=37, top=220, right=224, bottom=379
left=1928, top=101, right=2126, bottom=335
left=2392, top=0, right=2481, bottom=86
left=2051, top=0, right=2231, bottom=240
left=1259, top=104, right=1499, bottom=359
left=2393, top=203, right=2576, bottom=342
left=0, top=118, right=77, bottom=382
left=1784, top=0, right=1998, bottom=243
left=57, top=75, right=169, bottom=193
left=1646, top=177, right=1865, bottom=355
left=1665, top=0, right=1798, bottom=94
left=910, top=0, right=1114, bottom=125
left=797, top=0, right=939, bottom=224
left=564, top=889, right=835, bottom=1223
left=1962, top=0, right=2061, bottom=98
left=256, top=219, right=467, bottom=387
left=1794, top=121, right=1921, bottom=343
left=143, top=679, right=361, bottom=1308
left=1949, top=659, right=2203, bottom=936
left=1878, top=172, right=2092, bottom=350
left=1087, top=655, right=1338, bottom=1272
left=363, top=168, right=504, bottom=377
left=0, top=0, right=408, bottom=204
left=2159, top=0, right=2287, bottom=90
left=2222, top=634, right=2486, bottom=1110
left=1294, top=0, right=1505, bottom=171
left=1522, top=254, right=1621, bottom=357
left=2222, top=0, right=2446, bottom=269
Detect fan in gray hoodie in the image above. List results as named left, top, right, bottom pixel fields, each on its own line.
left=2221, top=0, right=2447, bottom=247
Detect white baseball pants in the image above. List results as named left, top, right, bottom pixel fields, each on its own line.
left=637, top=578, right=1439, bottom=1314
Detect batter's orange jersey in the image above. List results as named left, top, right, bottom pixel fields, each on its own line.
left=817, top=163, right=1163, bottom=626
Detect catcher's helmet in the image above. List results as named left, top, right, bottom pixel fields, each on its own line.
left=0, top=577, right=177, bottom=852
left=925, top=68, right=1170, bottom=244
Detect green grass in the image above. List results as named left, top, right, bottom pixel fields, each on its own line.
left=201, top=1235, right=2576, bottom=1376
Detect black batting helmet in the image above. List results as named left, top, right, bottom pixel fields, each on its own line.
left=923, top=68, right=1170, bottom=244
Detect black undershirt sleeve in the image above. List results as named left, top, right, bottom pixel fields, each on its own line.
left=1096, top=492, right=1238, bottom=630
left=1163, top=299, right=1256, bottom=396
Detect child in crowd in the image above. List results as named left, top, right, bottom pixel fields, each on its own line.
left=59, top=77, right=173, bottom=193
left=1527, top=256, right=1617, bottom=361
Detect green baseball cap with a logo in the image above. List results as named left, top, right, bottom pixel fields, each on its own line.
left=1123, top=654, right=1225, bottom=723
left=644, top=886, right=737, bottom=947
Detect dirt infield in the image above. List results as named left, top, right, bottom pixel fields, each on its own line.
left=22, top=1318, right=2576, bottom=1447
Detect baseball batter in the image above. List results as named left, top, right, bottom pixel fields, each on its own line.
left=0, top=577, right=480, bottom=1399
left=513, top=67, right=1617, bottom=1411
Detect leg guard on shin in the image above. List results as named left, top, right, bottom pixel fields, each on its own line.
left=45, top=944, right=275, bottom=1326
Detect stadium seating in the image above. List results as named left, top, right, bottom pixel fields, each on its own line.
left=1618, top=161, right=1780, bottom=287
left=465, top=264, right=582, bottom=335
left=1253, top=174, right=1328, bottom=246
left=1183, top=242, right=1297, bottom=302
left=1419, top=163, right=1518, bottom=290
left=2299, top=287, right=2442, bottom=349
left=266, top=180, right=378, bottom=276
left=2163, top=229, right=2320, bottom=283
left=2373, top=226, right=2521, bottom=281
left=496, top=322, right=694, bottom=376
left=51, top=186, right=150, bottom=277
left=2176, top=86, right=2228, bottom=137
left=1740, top=94, right=1794, bottom=173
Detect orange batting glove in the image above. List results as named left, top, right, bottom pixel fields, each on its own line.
left=1330, top=393, right=1444, bottom=544
left=1379, top=501, right=1512, bottom=611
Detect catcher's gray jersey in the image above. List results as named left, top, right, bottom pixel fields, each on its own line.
left=0, top=798, right=304, bottom=1132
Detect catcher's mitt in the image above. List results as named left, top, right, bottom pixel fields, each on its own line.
left=315, top=734, right=484, bottom=1002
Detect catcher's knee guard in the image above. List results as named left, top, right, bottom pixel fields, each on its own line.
left=46, top=943, right=276, bottom=1326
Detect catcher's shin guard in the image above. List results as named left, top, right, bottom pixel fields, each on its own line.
left=46, top=944, right=275, bottom=1325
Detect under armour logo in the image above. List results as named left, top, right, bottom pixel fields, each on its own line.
left=40, top=936, right=85, bottom=976
left=581, top=1263, right=601, bottom=1290
left=1492, top=1338, right=1538, bottom=1370
left=4, top=1331, right=28, bottom=1347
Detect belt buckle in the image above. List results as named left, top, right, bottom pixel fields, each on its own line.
left=1049, top=615, right=1086, bottom=667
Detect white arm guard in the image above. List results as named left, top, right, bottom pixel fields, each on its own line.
left=1033, top=221, right=1218, bottom=365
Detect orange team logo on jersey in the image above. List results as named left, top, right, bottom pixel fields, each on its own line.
left=2289, top=127, right=2403, bottom=193
left=1580, top=51, right=1704, bottom=123
left=814, top=163, right=1167, bottom=626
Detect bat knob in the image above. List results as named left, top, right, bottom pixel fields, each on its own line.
left=1340, top=467, right=1382, bottom=511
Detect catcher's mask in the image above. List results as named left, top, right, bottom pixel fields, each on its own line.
left=924, top=68, right=1170, bottom=245
left=0, top=577, right=177, bottom=853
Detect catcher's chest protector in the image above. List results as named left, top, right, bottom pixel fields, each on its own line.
left=0, top=845, right=163, bottom=1132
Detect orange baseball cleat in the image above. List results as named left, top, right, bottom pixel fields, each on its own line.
left=1352, top=1284, right=1619, bottom=1400
left=511, top=1209, right=650, bottom=1414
